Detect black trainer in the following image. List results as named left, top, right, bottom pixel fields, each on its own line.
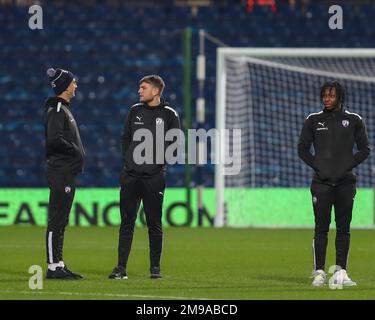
left=150, top=267, right=162, bottom=279
left=108, top=266, right=128, bottom=279
left=46, top=267, right=78, bottom=280
left=63, top=265, right=83, bottom=279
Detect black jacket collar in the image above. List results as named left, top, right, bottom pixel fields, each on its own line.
left=143, top=98, right=169, bottom=110
left=323, top=106, right=344, bottom=113
left=44, top=96, right=70, bottom=111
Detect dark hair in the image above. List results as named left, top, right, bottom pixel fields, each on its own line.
left=139, top=75, right=165, bottom=96
left=320, top=80, right=345, bottom=107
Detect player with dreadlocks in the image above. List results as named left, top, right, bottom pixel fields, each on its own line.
left=298, top=81, right=370, bottom=287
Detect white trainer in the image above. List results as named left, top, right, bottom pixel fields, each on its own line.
left=311, top=269, right=327, bottom=286
left=332, top=269, right=357, bottom=287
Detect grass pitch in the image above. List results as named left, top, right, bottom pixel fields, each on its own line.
left=0, top=226, right=375, bottom=300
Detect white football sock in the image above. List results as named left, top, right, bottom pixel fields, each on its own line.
left=48, top=263, right=59, bottom=271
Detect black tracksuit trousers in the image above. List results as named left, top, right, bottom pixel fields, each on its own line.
left=118, top=171, right=165, bottom=270
left=46, top=170, right=76, bottom=264
left=310, top=179, right=356, bottom=271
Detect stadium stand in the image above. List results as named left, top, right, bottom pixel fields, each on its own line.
left=0, top=0, right=374, bottom=187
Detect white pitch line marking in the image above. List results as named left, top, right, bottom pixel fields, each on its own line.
left=0, top=290, right=210, bottom=300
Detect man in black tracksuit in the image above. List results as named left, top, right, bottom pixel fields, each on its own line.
left=44, top=68, right=85, bottom=280
left=109, top=75, right=180, bottom=280
left=298, top=81, right=370, bottom=286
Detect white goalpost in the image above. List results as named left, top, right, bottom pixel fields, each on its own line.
left=215, top=48, right=375, bottom=228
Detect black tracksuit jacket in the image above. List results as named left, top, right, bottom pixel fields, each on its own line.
left=298, top=107, right=370, bottom=186
left=121, top=99, right=180, bottom=177
left=44, top=97, right=85, bottom=175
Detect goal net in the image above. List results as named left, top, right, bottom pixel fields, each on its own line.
left=215, top=48, right=375, bottom=228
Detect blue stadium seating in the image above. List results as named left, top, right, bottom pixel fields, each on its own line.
left=0, top=2, right=374, bottom=187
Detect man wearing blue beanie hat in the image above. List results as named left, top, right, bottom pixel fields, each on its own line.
left=43, top=67, right=85, bottom=280
left=47, top=68, right=77, bottom=96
